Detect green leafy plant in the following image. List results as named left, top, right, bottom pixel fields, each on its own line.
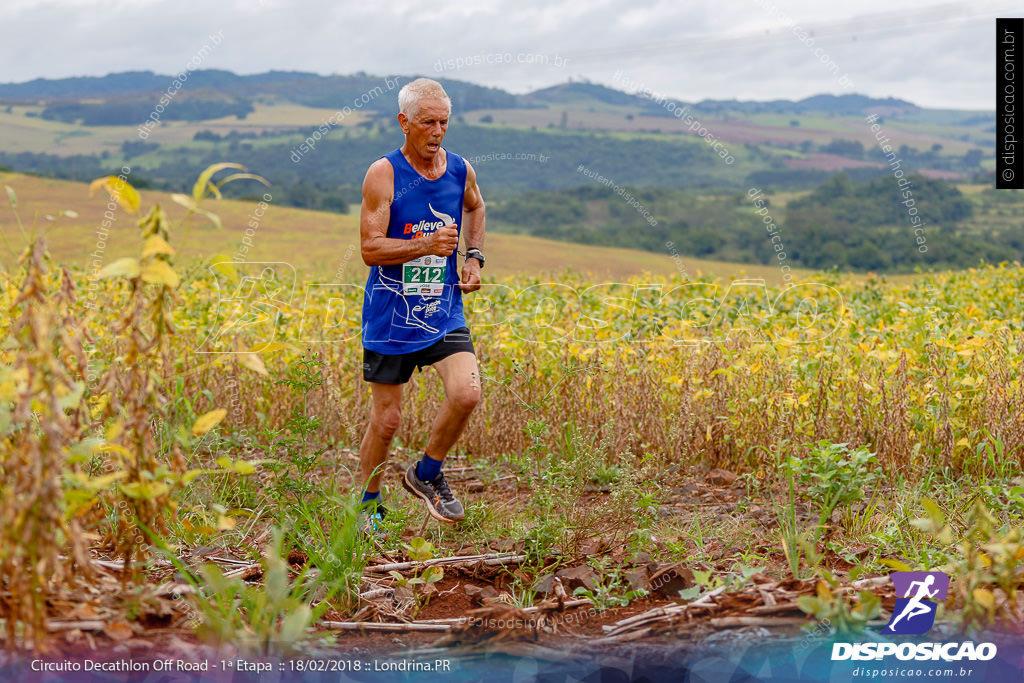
left=263, top=353, right=329, bottom=503
left=838, top=484, right=885, bottom=539
left=521, top=489, right=565, bottom=564
left=389, top=537, right=444, bottom=617
left=773, top=455, right=820, bottom=579
left=501, top=578, right=538, bottom=609
left=289, top=492, right=369, bottom=617
left=525, top=417, right=550, bottom=483
left=676, top=565, right=765, bottom=601
left=964, top=428, right=1014, bottom=482
left=778, top=440, right=881, bottom=578
left=572, top=557, right=646, bottom=611
left=783, top=440, right=881, bottom=538
left=190, top=528, right=320, bottom=656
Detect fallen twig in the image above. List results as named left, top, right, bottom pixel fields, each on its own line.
left=416, top=598, right=594, bottom=625
left=223, top=564, right=262, bottom=580
left=849, top=576, right=890, bottom=591
left=482, top=554, right=528, bottom=566
left=710, top=616, right=810, bottom=628
left=746, top=602, right=804, bottom=615
left=153, top=582, right=197, bottom=597
left=602, top=585, right=727, bottom=637
left=321, top=621, right=451, bottom=632
left=47, top=620, right=105, bottom=632
left=203, top=556, right=252, bottom=566
left=363, top=553, right=527, bottom=574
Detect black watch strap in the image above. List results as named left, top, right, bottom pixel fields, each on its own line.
left=466, top=248, right=485, bottom=268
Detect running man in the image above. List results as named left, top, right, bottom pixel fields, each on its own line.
left=887, top=574, right=938, bottom=631
left=357, top=78, right=486, bottom=535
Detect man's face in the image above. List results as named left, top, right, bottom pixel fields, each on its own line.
left=400, top=97, right=450, bottom=159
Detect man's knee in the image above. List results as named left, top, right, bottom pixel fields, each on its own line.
left=449, top=384, right=481, bottom=415
left=372, top=405, right=402, bottom=441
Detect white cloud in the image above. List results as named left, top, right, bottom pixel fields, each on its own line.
left=0, top=0, right=1013, bottom=109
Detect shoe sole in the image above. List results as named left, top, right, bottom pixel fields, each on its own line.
left=402, top=471, right=464, bottom=524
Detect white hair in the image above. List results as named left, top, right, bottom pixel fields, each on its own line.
left=398, top=78, right=452, bottom=119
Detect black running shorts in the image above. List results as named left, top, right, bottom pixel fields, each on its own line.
left=362, top=327, right=475, bottom=384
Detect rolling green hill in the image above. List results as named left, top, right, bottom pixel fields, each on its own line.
left=0, top=171, right=814, bottom=286
left=0, top=70, right=1002, bottom=275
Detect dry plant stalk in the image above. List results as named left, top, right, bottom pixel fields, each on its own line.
left=0, top=239, right=91, bottom=651
left=93, top=205, right=185, bottom=580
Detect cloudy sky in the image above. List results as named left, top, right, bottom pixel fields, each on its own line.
left=0, top=0, right=1013, bottom=109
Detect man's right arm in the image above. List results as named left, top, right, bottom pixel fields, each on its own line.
left=360, top=159, right=459, bottom=266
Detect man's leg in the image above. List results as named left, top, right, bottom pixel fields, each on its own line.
left=359, top=381, right=404, bottom=495
left=424, top=351, right=481, bottom=461
left=402, top=351, right=480, bottom=523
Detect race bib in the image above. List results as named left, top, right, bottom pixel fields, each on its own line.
left=402, top=255, right=446, bottom=297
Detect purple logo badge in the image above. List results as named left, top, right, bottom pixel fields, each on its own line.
left=886, top=571, right=949, bottom=635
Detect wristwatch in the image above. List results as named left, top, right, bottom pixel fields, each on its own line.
left=466, top=248, right=485, bottom=268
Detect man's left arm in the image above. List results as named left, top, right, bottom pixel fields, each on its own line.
left=459, top=160, right=485, bottom=293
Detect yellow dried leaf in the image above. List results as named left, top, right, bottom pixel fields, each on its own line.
left=215, top=457, right=258, bottom=475
left=258, top=342, right=295, bottom=354
left=209, top=254, right=239, bottom=284
left=192, top=409, right=227, bottom=436
left=105, top=419, right=123, bottom=443
left=236, top=352, right=268, bottom=376
left=182, top=468, right=212, bottom=484
left=89, top=394, right=109, bottom=421
left=140, top=260, right=180, bottom=288
left=119, top=481, right=170, bottom=499
left=97, top=257, right=140, bottom=279
left=171, top=193, right=196, bottom=209
left=973, top=588, right=995, bottom=610
left=89, top=176, right=140, bottom=214
left=878, top=558, right=913, bottom=572
left=193, top=162, right=246, bottom=203
left=142, top=235, right=175, bottom=259
left=85, top=472, right=129, bottom=490
left=0, top=379, right=15, bottom=402
left=97, top=443, right=134, bottom=461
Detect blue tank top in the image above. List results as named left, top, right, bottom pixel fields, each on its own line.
left=361, top=148, right=468, bottom=354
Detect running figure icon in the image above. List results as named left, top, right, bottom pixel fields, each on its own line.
left=887, top=574, right=938, bottom=631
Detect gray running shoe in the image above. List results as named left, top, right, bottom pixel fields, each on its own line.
left=402, top=464, right=465, bottom=523
left=357, top=503, right=389, bottom=541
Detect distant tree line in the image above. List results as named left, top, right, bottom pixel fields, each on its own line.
left=488, top=173, right=1022, bottom=272
left=41, top=95, right=254, bottom=125
left=810, top=137, right=987, bottom=174
left=2, top=122, right=1014, bottom=272
left=91, top=124, right=738, bottom=200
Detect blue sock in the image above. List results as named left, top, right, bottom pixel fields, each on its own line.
left=417, top=454, right=443, bottom=482
left=361, top=490, right=381, bottom=507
